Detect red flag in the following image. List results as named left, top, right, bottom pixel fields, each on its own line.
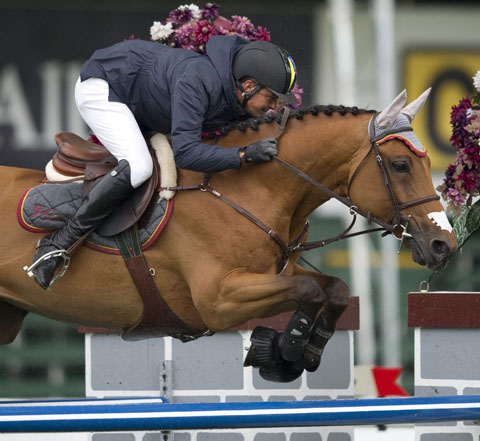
left=372, top=367, right=409, bottom=397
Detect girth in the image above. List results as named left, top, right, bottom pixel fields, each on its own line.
left=116, top=226, right=213, bottom=343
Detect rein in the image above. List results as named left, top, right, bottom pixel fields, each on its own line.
left=161, top=107, right=440, bottom=274
left=273, top=111, right=439, bottom=238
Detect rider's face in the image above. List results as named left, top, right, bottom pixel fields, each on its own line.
left=237, top=80, right=284, bottom=117
left=246, top=89, right=283, bottom=116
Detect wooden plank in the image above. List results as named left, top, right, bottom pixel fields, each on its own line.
left=408, top=292, right=480, bottom=328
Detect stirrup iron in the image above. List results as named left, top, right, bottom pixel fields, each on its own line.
left=23, top=249, right=71, bottom=288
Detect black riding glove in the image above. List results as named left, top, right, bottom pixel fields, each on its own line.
left=241, top=138, right=278, bottom=163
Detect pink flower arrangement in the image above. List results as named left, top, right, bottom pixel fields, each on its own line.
left=150, top=3, right=270, bottom=53
left=149, top=2, right=302, bottom=108
left=438, top=72, right=480, bottom=216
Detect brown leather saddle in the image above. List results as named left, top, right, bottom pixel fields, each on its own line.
left=50, top=132, right=204, bottom=342
left=52, top=132, right=159, bottom=236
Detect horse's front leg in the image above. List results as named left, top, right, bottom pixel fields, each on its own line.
left=292, top=265, right=350, bottom=373
left=201, top=268, right=328, bottom=382
left=199, top=268, right=327, bottom=331
left=193, top=269, right=326, bottom=380
left=244, top=265, right=350, bottom=382
left=246, top=303, right=323, bottom=383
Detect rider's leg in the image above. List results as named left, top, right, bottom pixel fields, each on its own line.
left=29, top=77, right=153, bottom=289
left=31, top=160, right=134, bottom=289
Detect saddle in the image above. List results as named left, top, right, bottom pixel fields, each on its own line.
left=51, top=132, right=158, bottom=236
left=52, top=132, right=116, bottom=177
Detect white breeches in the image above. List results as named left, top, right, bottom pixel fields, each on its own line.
left=74, top=77, right=153, bottom=188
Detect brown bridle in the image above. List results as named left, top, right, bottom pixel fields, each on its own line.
left=162, top=108, right=440, bottom=274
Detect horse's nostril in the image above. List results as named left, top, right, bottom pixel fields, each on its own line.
left=431, top=239, right=450, bottom=258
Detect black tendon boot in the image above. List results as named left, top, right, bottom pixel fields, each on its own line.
left=26, top=160, right=134, bottom=289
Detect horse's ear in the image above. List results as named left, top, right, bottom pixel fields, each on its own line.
left=401, top=88, right=432, bottom=122
left=376, top=90, right=408, bottom=128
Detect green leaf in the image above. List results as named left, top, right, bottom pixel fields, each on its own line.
left=453, top=208, right=468, bottom=248
left=466, top=200, right=480, bottom=230
left=453, top=199, right=480, bottom=248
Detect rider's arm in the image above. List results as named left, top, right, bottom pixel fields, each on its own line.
left=170, top=72, right=243, bottom=173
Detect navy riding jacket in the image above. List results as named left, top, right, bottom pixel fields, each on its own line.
left=80, top=36, right=249, bottom=173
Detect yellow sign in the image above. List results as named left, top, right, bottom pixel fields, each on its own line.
left=403, top=50, right=480, bottom=171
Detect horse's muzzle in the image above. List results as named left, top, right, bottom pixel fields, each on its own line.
left=407, top=232, right=456, bottom=272
left=428, top=238, right=454, bottom=271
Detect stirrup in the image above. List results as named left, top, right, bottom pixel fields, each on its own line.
left=23, top=250, right=71, bottom=288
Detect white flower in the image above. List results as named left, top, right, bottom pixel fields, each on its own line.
left=150, top=21, right=173, bottom=41
left=179, top=4, right=201, bottom=19
left=473, top=70, right=480, bottom=93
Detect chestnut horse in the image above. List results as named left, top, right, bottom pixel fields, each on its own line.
left=0, top=90, right=457, bottom=382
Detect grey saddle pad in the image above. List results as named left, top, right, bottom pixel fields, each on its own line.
left=18, top=182, right=172, bottom=254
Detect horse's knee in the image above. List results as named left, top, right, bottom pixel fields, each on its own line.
left=295, top=276, right=326, bottom=306
left=325, top=277, right=349, bottom=313
left=0, top=303, right=27, bottom=344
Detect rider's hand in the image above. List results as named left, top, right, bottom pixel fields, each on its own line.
left=241, top=138, right=278, bottom=163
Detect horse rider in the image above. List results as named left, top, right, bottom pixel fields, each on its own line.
left=28, top=35, right=298, bottom=289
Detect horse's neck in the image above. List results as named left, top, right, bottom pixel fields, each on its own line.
left=272, top=113, right=371, bottom=233
left=214, top=112, right=371, bottom=241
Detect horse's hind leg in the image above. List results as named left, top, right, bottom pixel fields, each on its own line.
left=0, top=301, right=28, bottom=344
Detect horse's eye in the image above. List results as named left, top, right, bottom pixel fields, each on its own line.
left=392, top=160, right=410, bottom=173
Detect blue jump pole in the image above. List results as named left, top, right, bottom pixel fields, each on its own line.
left=1, top=395, right=480, bottom=433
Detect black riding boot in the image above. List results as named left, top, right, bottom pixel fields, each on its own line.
left=28, top=160, right=134, bottom=289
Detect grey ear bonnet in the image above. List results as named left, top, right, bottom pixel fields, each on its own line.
left=369, top=89, right=431, bottom=155
left=371, top=114, right=425, bottom=154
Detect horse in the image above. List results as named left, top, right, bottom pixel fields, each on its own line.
left=0, top=89, right=457, bottom=382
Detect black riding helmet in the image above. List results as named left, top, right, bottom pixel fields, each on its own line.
left=233, top=40, right=297, bottom=106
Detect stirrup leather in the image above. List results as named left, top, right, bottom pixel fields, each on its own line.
left=23, top=249, right=71, bottom=288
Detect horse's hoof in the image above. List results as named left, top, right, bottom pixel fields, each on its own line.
left=259, top=362, right=304, bottom=383
left=244, top=326, right=278, bottom=368
left=244, top=326, right=305, bottom=383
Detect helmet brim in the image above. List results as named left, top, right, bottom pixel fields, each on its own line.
left=268, top=88, right=297, bottom=106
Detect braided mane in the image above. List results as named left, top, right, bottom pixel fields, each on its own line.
left=203, top=105, right=377, bottom=139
